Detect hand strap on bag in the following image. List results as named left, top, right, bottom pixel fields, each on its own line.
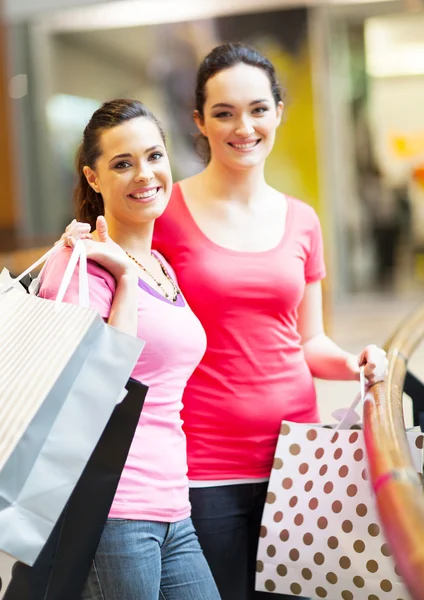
left=55, top=240, right=89, bottom=308
left=333, top=367, right=366, bottom=430
left=0, top=242, right=66, bottom=297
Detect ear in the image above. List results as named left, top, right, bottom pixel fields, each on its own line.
left=83, top=166, right=100, bottom=194
left=193, top=110, right=207, bottom=137
left=276, top=101, right=284, bottom=127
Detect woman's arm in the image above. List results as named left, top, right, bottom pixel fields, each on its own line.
left=66, top=216, right=139, bottom=337
left=298, top=281, right=386, bottom=384
left=107, top=271, right=139, bottom=336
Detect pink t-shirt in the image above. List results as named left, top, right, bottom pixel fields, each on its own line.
left=153, top=184, right=326, bottom=480
left=39, top=246, right=207, bottom=521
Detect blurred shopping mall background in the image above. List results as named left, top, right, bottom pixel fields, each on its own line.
left=1, top=0, right=424, bottom=420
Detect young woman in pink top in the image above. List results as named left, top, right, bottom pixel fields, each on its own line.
left=39, top=99, right=220, bottom=600
left=65, top=44, right=387, bottom=600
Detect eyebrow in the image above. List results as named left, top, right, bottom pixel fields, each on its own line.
left=211, top=99, right=269, bottom=109
left=109, top=145, right=163, bottom=164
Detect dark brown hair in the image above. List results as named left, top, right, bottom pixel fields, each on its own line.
left=195, top=42, right=284, bottom=162
left=75, top=98, right=166, bottom=230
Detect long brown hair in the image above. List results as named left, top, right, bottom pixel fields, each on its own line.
left=74, top=99, right=166, bottom=230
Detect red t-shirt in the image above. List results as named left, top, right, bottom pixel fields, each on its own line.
left=153, top=183, right=326, bottom=480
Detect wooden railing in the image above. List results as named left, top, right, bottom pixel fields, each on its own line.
left=364, top=306, right=424, bottom=600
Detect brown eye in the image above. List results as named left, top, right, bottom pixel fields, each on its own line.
left=114, top=161, right=131, bottom=169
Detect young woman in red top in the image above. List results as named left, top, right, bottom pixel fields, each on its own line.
left=65, top=43, right=386, bottom=600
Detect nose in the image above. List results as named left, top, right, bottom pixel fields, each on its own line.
left=235, top=116, right=255, bottom=138
left=134, top=160, right=154, bottom=183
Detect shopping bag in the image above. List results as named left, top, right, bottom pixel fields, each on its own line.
left=0, top=241, right=144, bottom=565
left=1, top=377, right=148, bottom=600
left=256, top=379, right=423, bottom=600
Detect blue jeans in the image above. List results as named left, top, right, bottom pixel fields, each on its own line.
left=190, top=482, right=308, bottom=600
left=80, top=516, right=220, bottom=600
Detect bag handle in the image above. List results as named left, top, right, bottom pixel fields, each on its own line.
left=2, top=241, right=64, bottom=288
left=55, top=240, right=89, bottom=308
left=332, top=367, right=366, bottom=430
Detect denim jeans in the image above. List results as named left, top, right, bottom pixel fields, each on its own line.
left=190, top=482, right=308, bottom=600
left=80, top=516, right=220, bottom=600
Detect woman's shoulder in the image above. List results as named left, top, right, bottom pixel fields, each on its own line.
left=40, top=245, right=116, bottom=295
left=286, top=195, right=319, bottom=220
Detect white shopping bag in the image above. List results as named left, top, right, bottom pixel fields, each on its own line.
left=0, top=241, right=144, bottom=565
left=256, top=375, right=423, bottom=599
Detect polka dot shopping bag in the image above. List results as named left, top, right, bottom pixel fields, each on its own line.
left=255, top=397, right=423, bottom=599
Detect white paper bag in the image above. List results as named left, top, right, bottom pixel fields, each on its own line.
left=256, top=382, right=423, bottom=599
left=0, top=242, right=144, bottom=565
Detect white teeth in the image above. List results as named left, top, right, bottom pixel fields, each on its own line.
left=130, top=188, right=158, bottom=199
left=231, top=141, right=258, bottom=149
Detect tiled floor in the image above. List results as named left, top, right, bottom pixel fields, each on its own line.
left=316, top=292, right=424, bottom=426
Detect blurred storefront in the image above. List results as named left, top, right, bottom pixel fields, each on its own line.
left=1, top=0, right=423, bottom=302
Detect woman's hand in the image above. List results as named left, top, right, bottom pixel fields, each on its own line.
left=351, top=344, right=388, bottom=386
left=56, top=219, right=92, bottom=247
left=66, top=216, right=134, bottom=282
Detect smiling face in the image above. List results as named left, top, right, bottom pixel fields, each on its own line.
left=83, top=116, right=172, bottom=226
left=194, top=63, right=283, bottom=171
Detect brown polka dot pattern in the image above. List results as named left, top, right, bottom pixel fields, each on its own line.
left=342, top=520, right=353, bottom=533
left=334, top=448, right=343, bottom=460
left=294, top=513, right=304, bottom=526
left=289, top=443, right=300, bottom=456
left=279, top=529, right=289, bottom=542
left=289, top=549, right=300, bottom=561
left=315, top=586, right=327, bottom=597
left=308, top=497, right=318, bottom=510
left=353, top=539, right=365, bottom=553
left=273, top=457, right=283, bottom=470
left=266, top=491, right=276, bottom=504
left=326, top=572, right=338, bottom=584
left=339, top=465, right=349, bottom=478
left=367, top=560, right=379, bottom=573
left=353, top=576, right=365, bottom=588
left=254, top=421, right=423, bottom=598
left=307, top=429, right=318, bottom=441
left=323, top=482, right=333, bottom=494
left=354, top=448, right=364, bottom=461
left=282, top=477, right=293, bottom=490
left=304, top=480, right=313, bottom=492
left=256, top=560, right=264, bottom=573
left=368, top=523, right=380, bottom=537
left=327, top=536, right=339, bottom=550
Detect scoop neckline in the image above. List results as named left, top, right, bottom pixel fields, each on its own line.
left=174, top=182, right=293, bottom=257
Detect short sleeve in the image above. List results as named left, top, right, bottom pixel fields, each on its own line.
left=305, top=210, right=326, bottom=284
left=38, top=247, right=116, bottom=319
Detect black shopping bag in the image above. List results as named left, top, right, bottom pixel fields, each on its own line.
left=3, top=377, right=147, bottom=600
